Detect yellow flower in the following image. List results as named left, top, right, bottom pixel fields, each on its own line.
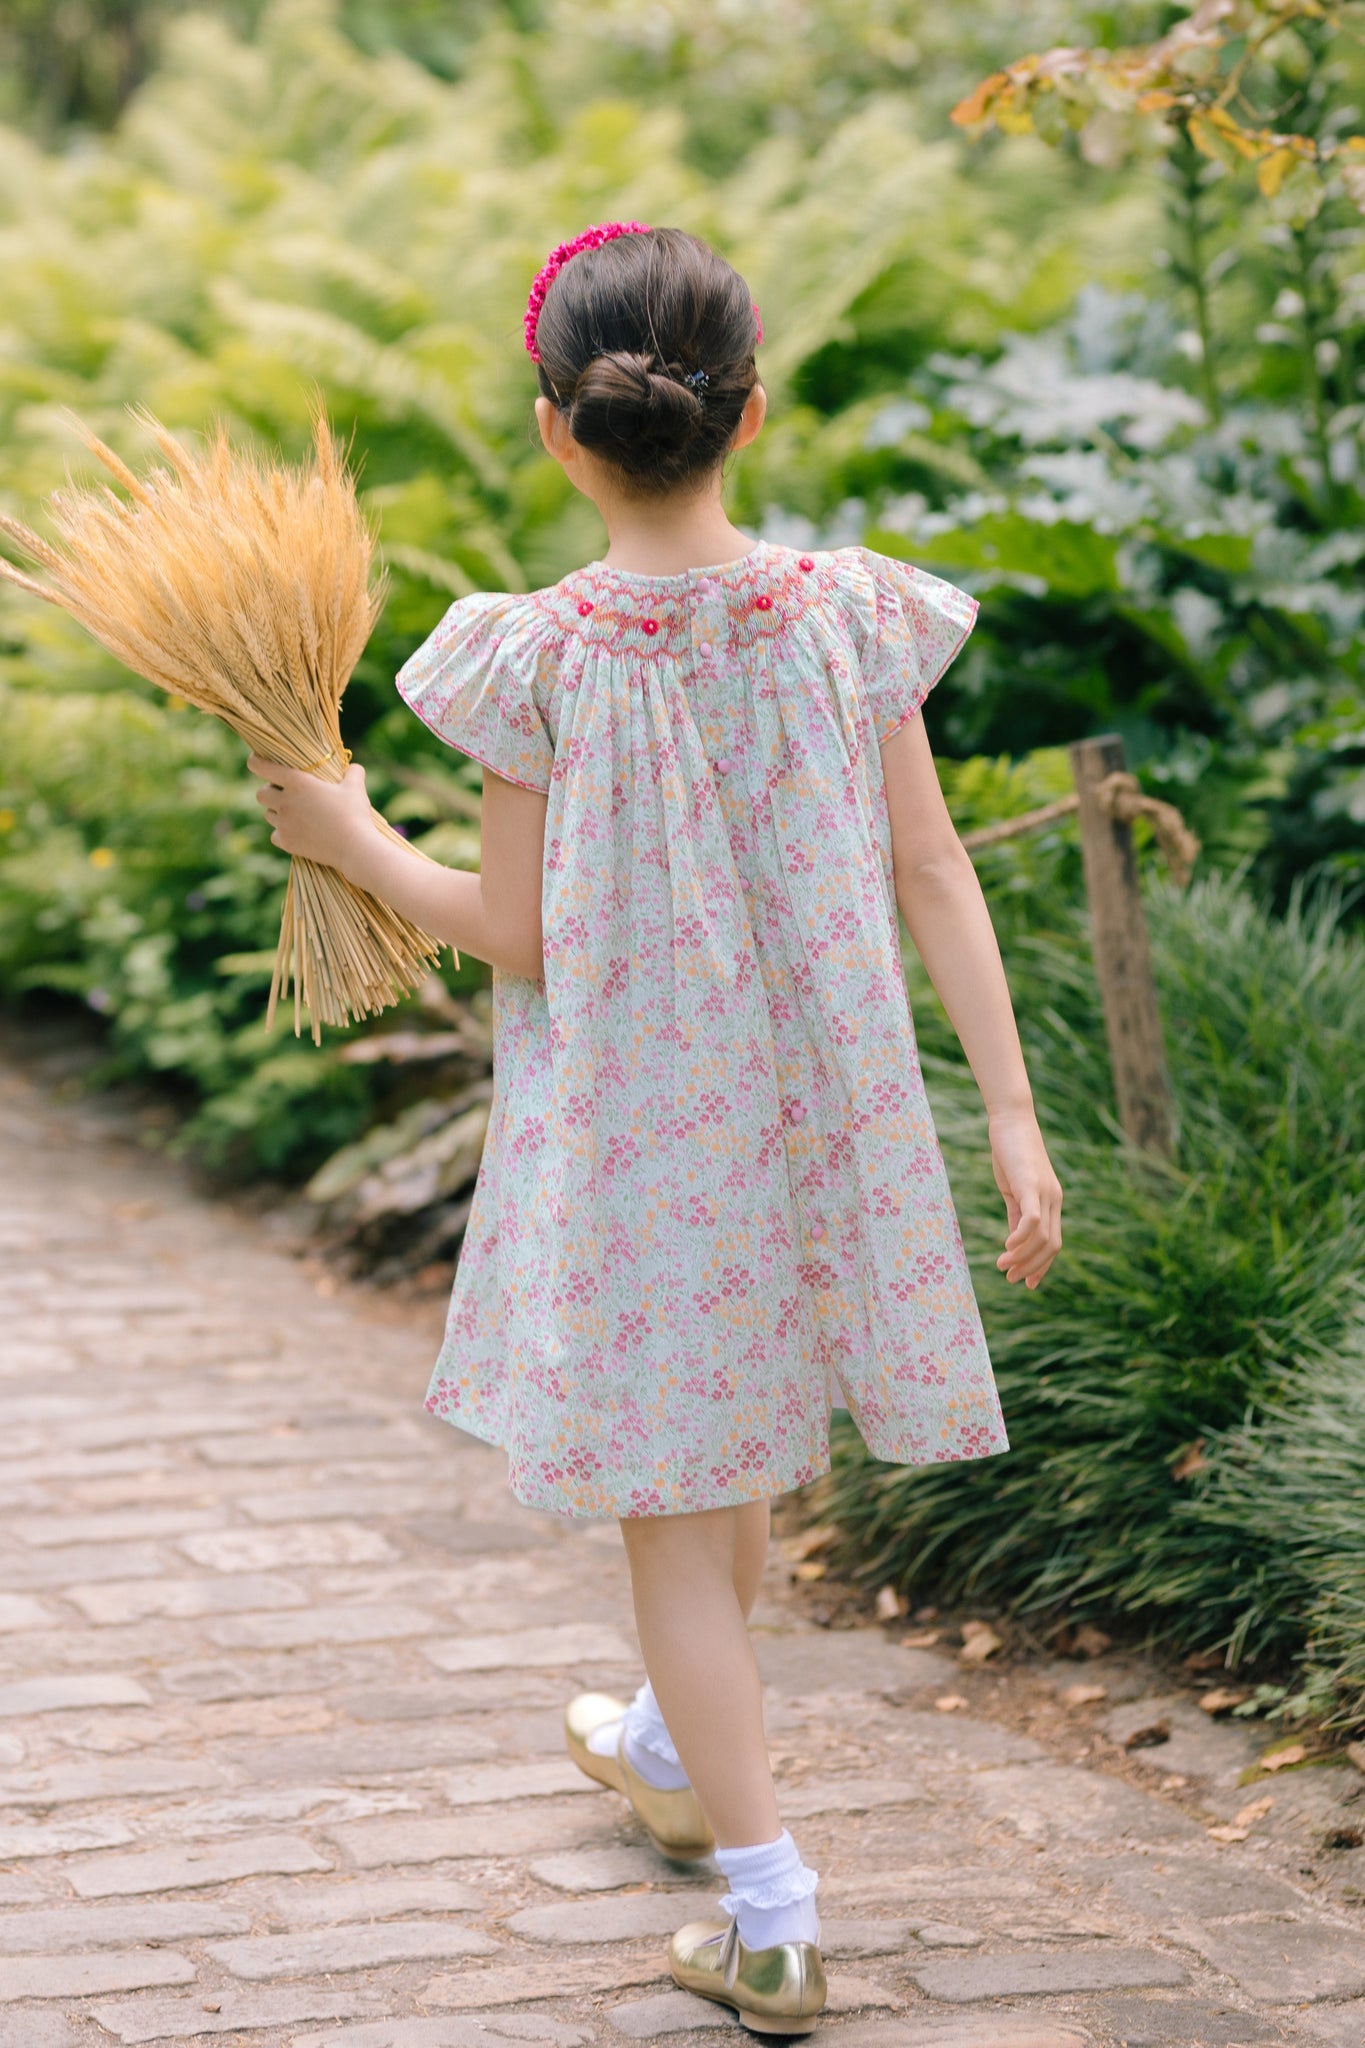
left=89, top=846, right=117, bottom=869
left=0, top=809, right=15, bottom=833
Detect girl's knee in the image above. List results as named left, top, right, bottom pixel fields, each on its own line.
left=619, top=1503, right=738, bottom=1566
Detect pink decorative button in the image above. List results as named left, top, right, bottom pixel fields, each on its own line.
left=699, top=641, right=712, bottom=658
left=642, top=618, right=659, bottom=636
left=810, top=1219, right=827, bottom=1241
left=698, top=577, right=718, bottom=595
left=788, top=1101, right=806, bottom=1124
left=716, top=756, right=733, bottom=775
left=755, top=593, right=773, bottom=611
left=577, top=600, right=594, bottom=616
left=799, top=555, right=815, bottom=572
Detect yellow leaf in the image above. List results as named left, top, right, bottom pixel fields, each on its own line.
left=1187, top=112, right=1224, bottom=161
left=1257, top=148, right=1298, bottom=199
left=951, top=71, right=1010, bottom=129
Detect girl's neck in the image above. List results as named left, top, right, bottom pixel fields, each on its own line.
left=595, top=484, right=758, bottom=578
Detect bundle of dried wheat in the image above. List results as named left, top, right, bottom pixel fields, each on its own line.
left=0, top=400, right=446, bottom=1042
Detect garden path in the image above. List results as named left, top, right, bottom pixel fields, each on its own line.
left=2, top=1046, right=1364, bottom=2048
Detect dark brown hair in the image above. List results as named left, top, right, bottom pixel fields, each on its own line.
left=534, top=227, right=761, bottom=496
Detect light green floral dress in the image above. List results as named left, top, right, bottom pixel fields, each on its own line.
left=396, top=539, right=1008, bottom=1518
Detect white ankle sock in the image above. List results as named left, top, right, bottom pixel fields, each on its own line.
left=714, top=1828, right=821, bottom=1949
left=584, top=1680, right=691, bottom=1791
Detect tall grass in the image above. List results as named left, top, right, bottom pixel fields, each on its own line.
left=820, top=871, right=1365, bottom=1689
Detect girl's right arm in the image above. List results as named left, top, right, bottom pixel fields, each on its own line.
left=247, top=755, right=548, bottom=982
left=879, top=713, right=1063, bottom=1290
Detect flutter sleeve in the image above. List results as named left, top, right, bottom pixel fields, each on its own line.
left=395, top=591, right=555, bottom=794
left=847, top=547, right=979, bottom=742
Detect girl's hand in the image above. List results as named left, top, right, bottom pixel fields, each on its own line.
left=988, top=1107, right=1063, bottom=1290
left=247, top=755, right=377, bottom=875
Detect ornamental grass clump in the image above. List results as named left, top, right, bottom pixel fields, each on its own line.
left=0, top=402, right=444, bottom=1042
left=817, top=871, right=1365, bottom=1702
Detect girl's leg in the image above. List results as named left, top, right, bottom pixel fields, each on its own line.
left=731, top=1495, right=771, bottom=1620
left=620, top=1501, right=780, bottom=1848
left=585, top=1496, right=773, bottom=1792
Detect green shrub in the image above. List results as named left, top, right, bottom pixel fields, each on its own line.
left=820, top=870, right=1365, bottom=1690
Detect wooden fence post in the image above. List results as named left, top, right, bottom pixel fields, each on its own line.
left=1068, top=734, right=1176, bottom=1160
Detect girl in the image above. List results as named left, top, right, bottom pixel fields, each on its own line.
left=250, top=222, right=1062, bottom=2034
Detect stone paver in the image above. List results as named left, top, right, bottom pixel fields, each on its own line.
left=2, top=1048, right=1361, bottom=2047
left=0, top=1947, right=197, bottom=2000
left=204, top=1920, right=500, bottom=1977
left=911, top=1948, right=1188, bottom=2000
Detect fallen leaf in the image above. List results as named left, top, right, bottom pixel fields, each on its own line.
left=1062, top=1683, right=1108, bottom=1707
left=1346, top=1741, right=1365, bottom=1777
left=912, top=1604, right=939, bottom=1624
left=1207, top=1822, right=1251, bottom=1843
left=1073, top=1624, right=1113, bottom=1658
left=1259, top=1743, right=1307, bottom=1772
left=1231, top=1796, right=1275, bottom=1828
left=959, top=1620, right=1004, bottom=1664
left=782, top=1525, right=840, bottom=1562
left=1159, top=1773, right=1189, bottom=1791
left=1124, top=1720, right=1172, bottom=1752
left=901, top=1629, right=942, bottom=1649
left=793, top=1560, right=827, bottom=1582
left=875, top=1585, right=906, bottom=1622
left=935, top=1694, right=970, bottom=1713
left=1200, top=1688, right=1251, bottom=1715
left=1184, top=1647, right=1225, bottom=1672
left=1171, top=1437, right=1209, bottom=1480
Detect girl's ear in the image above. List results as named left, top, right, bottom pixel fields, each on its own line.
left=535, top=395, right=573, bottom=466
left=729, top=382, right=767, bottom=454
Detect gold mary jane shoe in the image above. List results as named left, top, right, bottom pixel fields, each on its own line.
left=669, top=1916, right=827, bottom=2035
left=564, top=1691, right=714, bottom=1861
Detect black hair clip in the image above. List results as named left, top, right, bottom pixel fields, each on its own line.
left=683, top=368, right=710, bottom=395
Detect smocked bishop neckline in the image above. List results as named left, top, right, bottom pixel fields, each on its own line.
left=583, top=539, right=770, bottom=587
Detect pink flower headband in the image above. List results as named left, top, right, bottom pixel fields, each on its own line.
left=523, top=219, right=764, bottom=364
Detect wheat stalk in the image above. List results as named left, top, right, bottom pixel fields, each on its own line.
left=0, top=398, right=448, bottom=1043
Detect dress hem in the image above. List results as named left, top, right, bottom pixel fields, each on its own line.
left=422, top=1393, right=1008, bottom=1522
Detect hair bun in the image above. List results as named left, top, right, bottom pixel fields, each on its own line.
left=566, top=352, right=704, bottom=476
left=532, top=226, right=759, bottom=494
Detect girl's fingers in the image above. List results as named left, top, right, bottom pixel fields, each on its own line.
left=247, top=753, right=290, bottom=784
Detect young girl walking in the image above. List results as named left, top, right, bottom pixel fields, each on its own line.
left=250, top=222, right=1063, bottom=2034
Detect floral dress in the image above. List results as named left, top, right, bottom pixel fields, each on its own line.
left=396, top=539, right=1008, bottom=1519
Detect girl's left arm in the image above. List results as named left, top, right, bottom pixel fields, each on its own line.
left=247, top=755, right=547, bottom=982
left=880, top=713, right=1063, bottom=1289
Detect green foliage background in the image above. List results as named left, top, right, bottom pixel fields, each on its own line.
left=2, top=0, right=1364, bottom=1696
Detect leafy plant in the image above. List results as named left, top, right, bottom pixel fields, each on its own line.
left=817, top=871, right=1365, bottom=1704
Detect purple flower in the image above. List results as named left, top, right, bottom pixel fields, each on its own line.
left=87, top=988, right=112, bottom=1014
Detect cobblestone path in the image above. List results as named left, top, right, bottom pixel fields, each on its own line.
left=3, top=1051, right=1365, bottom=2048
